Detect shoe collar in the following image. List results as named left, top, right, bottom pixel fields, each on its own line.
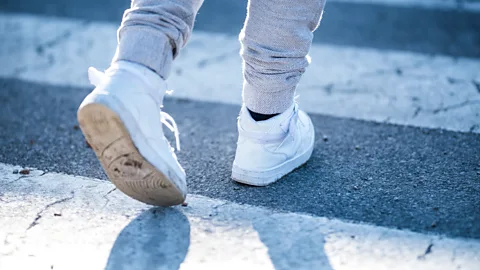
left=238, top=103, right=298, bottom=144
left=100, top=61, right=168, bottom=104
left=107, top=61, right=166, bottom=90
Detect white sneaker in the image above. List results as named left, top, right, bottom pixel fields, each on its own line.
left=232, top=104, right=315, bottom=186
left=77, top=61, right=186, bottom=206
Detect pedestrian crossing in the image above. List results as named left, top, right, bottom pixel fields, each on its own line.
left=0, top=1, right=479, bottom=269
left=1, top=163, right=479, bottom=269
left=330, top=0, right=480, bottom=11
left=0, top=12, right=479, bottom=133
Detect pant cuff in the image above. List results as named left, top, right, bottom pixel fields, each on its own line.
left=243, top=81, right=295, bottom=114
left=112, top=26, right=173, bottom=79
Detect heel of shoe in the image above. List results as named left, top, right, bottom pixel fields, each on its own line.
left=232, top=137, right=314, bottom=186
left=77, top=103, right=186, bottom=206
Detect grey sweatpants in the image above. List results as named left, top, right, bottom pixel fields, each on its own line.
left=112, top=0, right=325, bottom=114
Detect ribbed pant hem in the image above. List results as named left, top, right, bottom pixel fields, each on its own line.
left=112, top=26, right=173, bottom=79
left=243, top=81, right=295, bottom=114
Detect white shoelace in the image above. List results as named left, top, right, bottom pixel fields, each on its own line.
left=160, top=111, right=181, bottom=151
left=88, top=67, right=181, bottom=152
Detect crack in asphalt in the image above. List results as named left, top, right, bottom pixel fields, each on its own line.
left=431, top=100, right=480, bottom=114
left=102, top=187, right=117, bottom=209
left=470, top=124, right=479, bottom=132
left=35, top=21, right=90, bottom=55
left=208, top=201, right=229, bottom=218
left=3, top=176, right=23, bottom=185
left=26, top=191, right=75, bottom=231
left=417, top=242, right=434, bottom=260
left=10, top=21, right=91, bottom=76
left=473, top=80, right=480, bottom=94
left=412, top=106, right=422, bottom=118
left=3, top=170, right=47, bottom=186
left=196, top=49, right=238, bottom=69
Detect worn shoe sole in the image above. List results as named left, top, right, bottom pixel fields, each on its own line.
left=77, top=103, right=185, bottom=206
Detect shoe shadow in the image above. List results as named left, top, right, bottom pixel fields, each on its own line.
left=253, top=216, right=334, bottom=270
left=105, top=207, right=190, bottom=270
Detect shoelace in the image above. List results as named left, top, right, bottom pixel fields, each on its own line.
left=88, top=67, right=181, bottom=152
left=160, top=110, right=181, bottom=151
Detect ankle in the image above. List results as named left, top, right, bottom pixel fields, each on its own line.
left=247, top=108, right=279, bottom=121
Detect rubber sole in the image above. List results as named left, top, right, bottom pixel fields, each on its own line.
left=77, top=103, right=185, bottom=206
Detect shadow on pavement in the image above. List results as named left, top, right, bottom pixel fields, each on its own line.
left=105, top=207, right=190, bottom=270
left=254, top=217, right=333, bottom=270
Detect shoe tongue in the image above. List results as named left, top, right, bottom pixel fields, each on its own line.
left=241, top=104, right=295, bottom=133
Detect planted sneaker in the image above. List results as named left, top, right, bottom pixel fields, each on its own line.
left=77, top=61, right=186, bottom=206
left=232, top=103, right=315, bottom=186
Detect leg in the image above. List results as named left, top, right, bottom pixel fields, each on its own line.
left=240, top=0, right=325, bottom=114
left=232, top=0, right=325, bottom=185
left=112, top=0, right=204, bottom=79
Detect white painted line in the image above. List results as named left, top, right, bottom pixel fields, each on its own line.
left=330, top=0, right=480, bottom=12
left=0, top=13, right=479, bottom=133
left=1, top=162, right=479, bottom=270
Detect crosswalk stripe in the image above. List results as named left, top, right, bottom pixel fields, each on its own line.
left=0, top=12, right=479, bottom=134
left=330, top=0, right=480, bottom=11
left=1, top=162, right=479, bottom=270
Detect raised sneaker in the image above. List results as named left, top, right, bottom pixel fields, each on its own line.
left=77, top=61, right=186, bottom=206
